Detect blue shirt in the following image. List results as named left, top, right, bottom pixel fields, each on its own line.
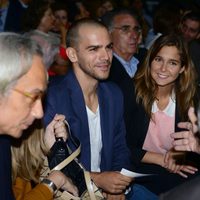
left=113, top=53, right=139, bottom=78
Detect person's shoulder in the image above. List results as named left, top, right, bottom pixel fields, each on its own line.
left=48, top=75, right=66, bottom=86
left=48, top=69, right=76, bottom=88
left=0, top=135, right=11, bottom=147
left=47, top=74, right=69, bottom=94
left=189, top=40, right=200, bottom=51
left=111, top=55, right=122, bottom=66
left=100, top=80, right=123, bottom=96
left=101, top=80, right=120, bottom=88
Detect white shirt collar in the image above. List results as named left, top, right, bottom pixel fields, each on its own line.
left=113, top=53, right=139, bottom=78
left=152, top=92, right=176, bottom=117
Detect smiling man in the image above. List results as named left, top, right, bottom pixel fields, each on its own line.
left=0, top=32, right=47, bottom=199
left=44, top=18, right=157, bottom=200
left=44, top=18, right=131, bottom=199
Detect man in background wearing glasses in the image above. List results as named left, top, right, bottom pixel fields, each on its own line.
left=101, top=8, right=144, bottom=154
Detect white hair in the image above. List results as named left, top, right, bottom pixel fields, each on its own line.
left=0, top=32, right=43, bottom=96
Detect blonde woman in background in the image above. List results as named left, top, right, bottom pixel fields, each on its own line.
left=12, top=114, right=78, bottom=200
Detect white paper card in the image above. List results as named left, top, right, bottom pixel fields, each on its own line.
left=120, top=168, right=153, bottom=178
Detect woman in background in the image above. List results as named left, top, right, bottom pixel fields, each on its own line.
left=12, top=114, right=78, bottom=200
left=127, top=34, right=199, bottom=194
left=49, top=0, right=71, bottom=76
left=22, top=0, right=58, bottom=70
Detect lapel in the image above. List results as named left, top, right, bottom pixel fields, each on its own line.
left=112, top=56, right=131, bottom=80
left=65, top=72, right=114, bottom=170
left=97, top=83, right=112, bottom=170
left=65, top=71, right=91, bottom=170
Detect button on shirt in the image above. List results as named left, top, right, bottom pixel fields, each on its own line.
left=113, top=53, right=139, bottom=78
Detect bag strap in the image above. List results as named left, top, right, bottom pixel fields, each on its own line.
left=59, top=171, right=101, bottom=200
left=59, top=191, right=81, bottom=200
left=84, top=171, right=98, bottom=200
left=50, top=144, right=81, bottom=171
left=64, top=120, right=80, bottom=148
left=60, top=172, right=103, bottom=200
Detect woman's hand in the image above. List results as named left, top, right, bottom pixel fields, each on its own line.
left=44, top=114, right=67, bottom=149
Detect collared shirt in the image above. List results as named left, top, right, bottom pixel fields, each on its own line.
left=151, top=95, right=175, bottom=117
left=86, top=105, right=102, bottom=172
left=19, top=0, right=29, bottom=8
left=143, top=94, right=176, bottom=154
left=113, top=53, right=139, bottom=78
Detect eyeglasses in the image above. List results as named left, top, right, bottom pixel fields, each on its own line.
left=113, top=25, right=142, bottom=34
left=181, top=23, right=199, bottom=35
left=13, top=88, right=44, bottom=106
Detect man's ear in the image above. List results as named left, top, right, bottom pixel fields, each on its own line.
left=197, top=32, right=200, bottom=40
left=66, top=47, right=78, bottom=63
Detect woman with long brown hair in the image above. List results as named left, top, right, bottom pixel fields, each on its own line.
left=127, top=34, right=200, bottom=194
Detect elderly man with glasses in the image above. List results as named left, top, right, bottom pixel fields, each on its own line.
left=0, top=33, right=76, bottom=200
left=101, top=8, right=145, bottom=159
left=0, top=32, right=47, bottom=200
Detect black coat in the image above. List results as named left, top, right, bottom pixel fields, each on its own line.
left=0, top=136, right=15, bottom=200
left=4, top=0, right=27, bottom=33
left=108, top=56, right=137, bottom=141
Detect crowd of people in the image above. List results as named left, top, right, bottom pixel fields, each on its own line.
left=0, top=0, right=200, bottom=200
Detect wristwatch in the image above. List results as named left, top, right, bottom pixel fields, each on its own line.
left=41, top=178, right=57, bottom=194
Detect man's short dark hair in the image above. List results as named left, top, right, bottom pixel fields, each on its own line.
left=66, top=18, right=107, bottom=48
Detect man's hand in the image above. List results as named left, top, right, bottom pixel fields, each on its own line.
left=171, top=107, right=200, bottom=154
left=90, top=171, right=133, bottom=194
left=164, top=150, right=198, bottom=178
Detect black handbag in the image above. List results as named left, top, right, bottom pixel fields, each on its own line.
left=48, top=137, right=87, bottom=196
left=48, top=120, right=105, bottom=200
